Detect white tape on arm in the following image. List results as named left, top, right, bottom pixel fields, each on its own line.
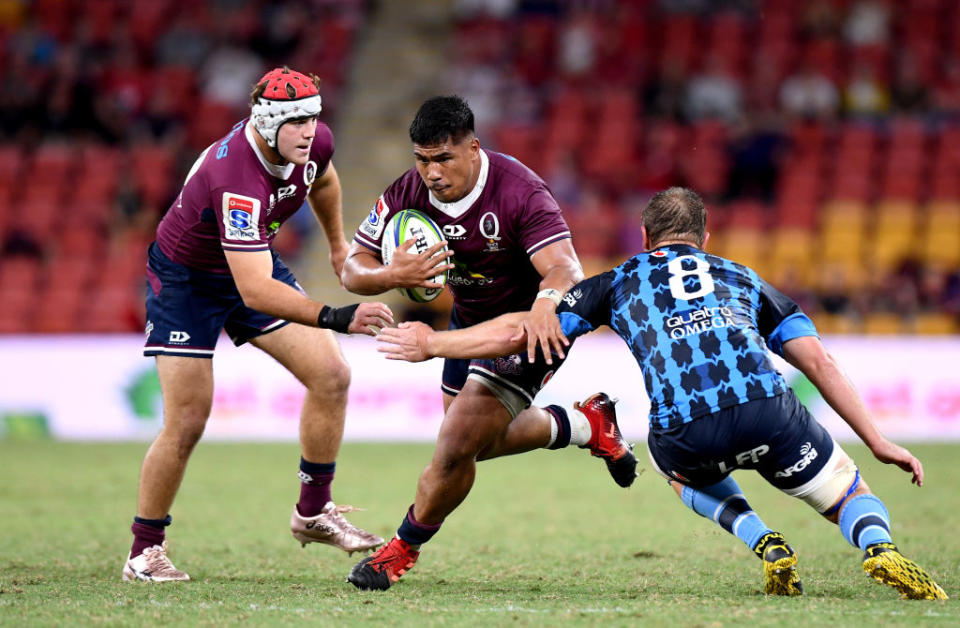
left=536, top=288, right=563, bottom=307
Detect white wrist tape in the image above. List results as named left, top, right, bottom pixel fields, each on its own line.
left=536, top=288, right=563, bottom=307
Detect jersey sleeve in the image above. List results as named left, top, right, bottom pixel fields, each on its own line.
left=353, top=193, right=393, bottom=256
left=518, top=189, right=572, bottom=256
left=215, top=187, right=270, bottom=252
left=555, top=271, right=616, bottom=340
left=758, top=279, right=819, bottom=356
left=310, top=123, right=335, bottom=178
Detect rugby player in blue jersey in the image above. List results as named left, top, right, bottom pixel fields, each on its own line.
left=376, top=187, right=947, bottom=600
left=124, top=68, right=393, bottom=582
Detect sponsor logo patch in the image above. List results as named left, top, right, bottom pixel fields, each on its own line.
left=775, top=442, right=819, bottom=478
left=718, top=444, right=769, bottom=473
left=666, top=306, right=737, bottom=339
left=562, top=288, right=582, bottom=307
left=277, top=184, right=297, bottom=201
left=169, top=331, right=191, bottom=343
left=222, top=193, right=261, bottom=241
left=442, top=224, right=467, bottom=239
left=359, top=196, right=389, bottom=240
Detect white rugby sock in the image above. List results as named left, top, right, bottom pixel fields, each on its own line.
left=569, top=407, right=591, bottom=446
left=547, top=414, right=559, bottom=447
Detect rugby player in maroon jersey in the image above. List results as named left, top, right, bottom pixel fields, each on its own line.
left=124, top=68, right=392, bottom=582
left=342, top=96, right=637, bottom=590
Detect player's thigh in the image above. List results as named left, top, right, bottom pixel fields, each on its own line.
left=756, top=394, right=859, bottom=514
left=435, top=380, right=515, bottom=460
left=442, top=392, right=455, bottom=413
left=144, top=243, right=233, bottom=359
left=250, top=323, right=349, bottom=391
left=155, top=355, right=214, bottom=427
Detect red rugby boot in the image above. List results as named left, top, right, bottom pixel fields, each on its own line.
left=575, top=392, right=638, bottom=487
left=347, top=536, right=420, bottom=591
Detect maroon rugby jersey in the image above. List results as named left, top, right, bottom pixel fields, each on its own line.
left=155, top=119, right=334, bottom=273
left=353, top=149, right=571, bottom=325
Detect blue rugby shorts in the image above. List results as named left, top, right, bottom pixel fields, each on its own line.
left=646, top=390, right=835, bottom=492
left=143, top=242, right=298, bottom=358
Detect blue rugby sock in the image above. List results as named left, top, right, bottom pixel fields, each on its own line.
left=679, top=476, right=772, bottom=552
left=837, top=494, right=891, bottom=551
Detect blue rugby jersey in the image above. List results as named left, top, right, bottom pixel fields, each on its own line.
left=556, top=243, right=818, bottom=430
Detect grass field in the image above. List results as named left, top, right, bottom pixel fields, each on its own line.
left=0, top=441, right=957, bottom=626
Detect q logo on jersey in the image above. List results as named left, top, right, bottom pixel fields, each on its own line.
left=223, top=193, right=261, bottom=241
left=480, top=211, right=501, bottom=252
left=304, top=160, right=318, bottom=186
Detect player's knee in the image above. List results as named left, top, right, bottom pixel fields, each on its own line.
left=433, top=442, right=477, bottom=474
left=304, top=358, right=351, bottom=397
left=824, top=477, right=873, bottom=522
left=160, top=413, right=207, bottom=458
left=435, top=426, right=486, bottom=469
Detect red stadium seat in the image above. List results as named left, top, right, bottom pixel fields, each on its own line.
left=32, top=287, right=85, bottom=333
left=725, top=200, right=770, bottom=230
left=130, top=144, right=176, bottom=207
left=187, top=101, right=241, bottom=151
left=775, top=197, right=818, bottom=230
left=0, top=257, right=42, bottom=292
left=0, top=288, right=35, bottom=334
left=13, top=200, right=59, bottom=238
left=491, top=124, right=542, bottom=172
left=151, top=65, right=196, bottom=118
left=0, top=146, right=22, bottom=184
left=56, top=226, right=107, bottom=260
left=30, top=143, right=77, bottom=179
left=78, top=286, right=144, bottom=333
left=43, top=256, right=97, bottom=292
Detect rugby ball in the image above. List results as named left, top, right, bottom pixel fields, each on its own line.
left=381, top=209, right=448, bottom=303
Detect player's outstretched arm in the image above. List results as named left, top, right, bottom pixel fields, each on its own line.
left=341, top=240, right=453, bottom=295
left=781, top=335, right=924, bottom=486
left=225, top=248, right=393, bottom=336
left=377, top=313, right=527, bottom=362
left=518, top=239, right=584, bottom=364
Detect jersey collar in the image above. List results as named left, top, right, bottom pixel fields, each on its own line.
left=428, top=148, right=489, bottom=218
left=245, top=121, right=296, bottom=181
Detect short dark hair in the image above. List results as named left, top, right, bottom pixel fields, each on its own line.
left=642, top=187, right=707, bottom=247
left=409, top=95, right=475, bottom=145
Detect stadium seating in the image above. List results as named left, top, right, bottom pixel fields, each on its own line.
left=0, top=0, right=368, bottom=334
left=468, top=1, right=960, bottom=334
left=2, top=1, right=958, bottom=334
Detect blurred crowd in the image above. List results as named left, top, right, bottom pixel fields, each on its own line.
left=1, top=0, right=958, bottom=333
left=0, top=0, right=367, bottom=332
left=452, top=0, right=960, bottom=332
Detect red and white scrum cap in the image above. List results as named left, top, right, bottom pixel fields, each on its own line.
left=251, top=67, right=322, bottom=148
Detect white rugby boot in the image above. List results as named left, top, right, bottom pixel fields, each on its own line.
left=122, top=542, right=190, bottom=582
left=290, top=502, right=384, bottom=554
